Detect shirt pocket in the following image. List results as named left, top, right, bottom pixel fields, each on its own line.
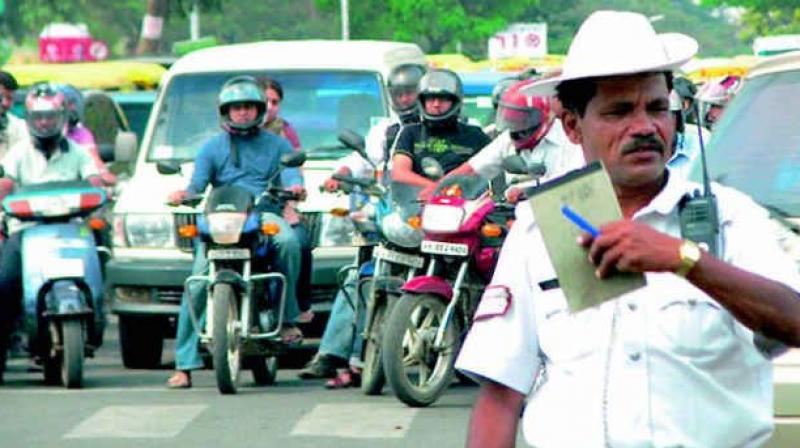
left=651, top=290, right=738, bottom=361
left=534, top=289, right=604, bottom=363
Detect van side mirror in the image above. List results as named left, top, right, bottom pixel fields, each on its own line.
left=280, top=151, right=306, bottom=168
left=114, top=130, right=138, bottom=164
left=156, top=160, right=182, bottom=175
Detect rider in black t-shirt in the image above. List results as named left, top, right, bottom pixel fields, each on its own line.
left=391, top=69, right=490, bottom=199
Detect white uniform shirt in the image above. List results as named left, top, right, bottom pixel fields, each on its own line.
left=467, top=120, right=584, bottom=183
left=456, top=173, right=800, bottom=448
left=0, top=114, right=28, bottom=159
left=1, top=137, right=98, bottom=187
left=334, top=117, right=394, bottom=177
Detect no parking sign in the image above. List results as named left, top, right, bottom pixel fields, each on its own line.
left=488, top=23, right=548, bottom=59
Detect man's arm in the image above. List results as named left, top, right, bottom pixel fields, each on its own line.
left=586, top=219, right=800, bottom=346
left=467, top=381, right=525, bottom=448
left=186, top=141, right=215, bottom=194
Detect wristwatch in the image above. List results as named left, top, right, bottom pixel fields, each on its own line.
left=676, top=240, right=702, bottom=277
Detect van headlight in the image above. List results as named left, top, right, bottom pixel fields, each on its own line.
left=122, top=214, right=176, bottom=248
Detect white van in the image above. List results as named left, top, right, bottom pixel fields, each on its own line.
left=108, top=40, right=426, bottom=367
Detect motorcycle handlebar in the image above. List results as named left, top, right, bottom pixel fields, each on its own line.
left=331, top=173, right=375, bottom=189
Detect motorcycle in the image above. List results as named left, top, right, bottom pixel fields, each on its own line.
left=1, top=179, right=109, bottom=388
left=164, top=151, right=306, bottom=394
left=330, top=130, right=427, bottom=395
left=381, top=172, right=514, bottom=407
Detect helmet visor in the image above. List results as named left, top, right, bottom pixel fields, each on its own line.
left=389, top=86, right=418, bottom=111
left=27, top=110, right=65, bottom=138
left=496, top=103, right=543, bottom=134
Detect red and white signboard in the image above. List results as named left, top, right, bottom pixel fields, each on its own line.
left=488, top=23, right=548, bottom=59
left=39, top=22, right=108, bottom=63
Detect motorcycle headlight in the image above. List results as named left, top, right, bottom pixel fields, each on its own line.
left=207, top=212, right=247, bottom=244
left=381, top=212, right=423, bottom=248
left=124, top=214, right=176, bottom=248
left=317, top=213, right=356, bottom=247
left=422, top=204, right=464, bottom=233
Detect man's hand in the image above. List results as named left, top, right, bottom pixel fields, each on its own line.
left=167, top=190, right=189, bottom=206
left=579, top=220, right=683, bottom=278
left=285, top=184, right=307, bottom=201
left=323, top=167, right=351, bottom=192
left=418, top=182, right=439, bottom=201
left=504, top=187, right=524, bottom=204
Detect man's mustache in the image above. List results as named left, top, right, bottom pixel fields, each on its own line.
left=621, top=135, right=666, bottom=155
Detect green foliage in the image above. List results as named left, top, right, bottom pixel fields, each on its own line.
left=702, top=0, right=800, bottom=40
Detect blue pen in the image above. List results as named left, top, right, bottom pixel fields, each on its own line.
left=561, top=205, right=600, bottom=237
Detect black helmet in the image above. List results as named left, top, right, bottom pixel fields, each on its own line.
left=388, top=63, right=426, bottom=122
left=218, top=75, right=267, bottom=135
left=417, top=69, right=463, bottom=125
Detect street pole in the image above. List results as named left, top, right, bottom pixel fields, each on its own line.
left=190, top=1, right=200, bottom=40
left=341, top=0, right=349, bottom=41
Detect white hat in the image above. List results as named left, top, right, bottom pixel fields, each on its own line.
left=523, top=10, right=698, bottom=96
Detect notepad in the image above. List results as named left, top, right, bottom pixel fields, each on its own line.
left=526, top=161, right=647, bottom=312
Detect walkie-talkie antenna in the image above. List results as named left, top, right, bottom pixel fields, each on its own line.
left=693, top=102, right=712, bottom=197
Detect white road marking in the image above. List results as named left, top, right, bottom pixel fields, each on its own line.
left=63, top=404, right=207, bottom=439
left=291, top=403, right=418, bottom=439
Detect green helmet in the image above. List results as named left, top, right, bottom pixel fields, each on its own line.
left=218, top=75, right=267, bottom=134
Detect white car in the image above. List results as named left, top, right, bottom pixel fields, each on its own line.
left=108, top=40, right=426, bottom=368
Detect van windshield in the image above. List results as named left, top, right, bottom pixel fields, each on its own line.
left=147, top=71, right=386, bottom=161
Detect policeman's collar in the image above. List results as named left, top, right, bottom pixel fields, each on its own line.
left=633, top=169, right=693, bottom=218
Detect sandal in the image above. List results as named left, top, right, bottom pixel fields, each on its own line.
left=280, top=325, right=304, bottom=345
left=324, top=369, right=362, bottom=389
left=166, top=371, right=192, bottom=389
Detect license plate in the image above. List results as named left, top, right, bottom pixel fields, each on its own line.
left=207, top=248, right=250, bottom=260
left=44, top=258, right=85, bottom=279
left=373, top=245, right=425, bottom=269
left=421, top=240, right=469, bottom=257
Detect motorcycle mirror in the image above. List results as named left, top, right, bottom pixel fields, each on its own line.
left=156, top=160, right=182, bottom=175
left=280, top=151, right=307, bottom=168
left=501, top=155, right=529, bottom=175
left=337, top=129, right=372, bottom=165
left=526, top=160, right=547, bottom=178
left=421, top=157, right=444, bottom=180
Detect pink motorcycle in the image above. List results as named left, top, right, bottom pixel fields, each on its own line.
left=380, top=174, right=513, bottom=407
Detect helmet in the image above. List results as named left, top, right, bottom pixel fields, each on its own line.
left=387, top=64, right=426, bottom=122
left=491, top=77, right=518, bottom=110
left=218, top=75, right=267, bottom=135
left=696, top=75, right=741, bottom=129
left=669, top=90, right=685, bottom=134
left=417, top=69, right=463, bottom=125
left=495, top=80, right=554, bottom=151
left=56, top=83, right=85, bottom=127
left=25, top=82, right=67, bottom=140
left=672, top=76, right=697, bottom=124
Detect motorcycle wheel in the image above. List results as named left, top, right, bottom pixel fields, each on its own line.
left=61, top=319, right=85, bottom=389
left=212, top=283, right=241, bottom=395
left=382, top=293, right=460, bottom=407
left=251, top=356, right=278, bottom=386
left=361, top=301, right=386, bottom=396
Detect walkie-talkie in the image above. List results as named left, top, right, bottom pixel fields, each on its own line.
left=678, top=103, right=719, bottom=256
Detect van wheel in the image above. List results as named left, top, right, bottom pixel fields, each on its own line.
left=119, top=316, right=164, bottom=369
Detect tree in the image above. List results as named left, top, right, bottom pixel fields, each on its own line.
left=702, top=0, right=800, bottom=40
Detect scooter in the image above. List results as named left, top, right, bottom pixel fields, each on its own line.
left=381, top=171, right=514, bottom=407
left=1, top=179, right=109, bottom=388
left=165, top=151, right=306, bottom=394
left=330, top=130, right=427, bottom=395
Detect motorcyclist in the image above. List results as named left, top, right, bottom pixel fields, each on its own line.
left=673, top=76, right=698, bottom=125
left=696, top=75, right=742, bottom=130
left=667, top=89, right=708, bottom=180
left=391, top=69, right=491, bottom=199
left=438, top=79, right=584, bottom=205
left=0, top=71, right=26, bottom=200
left=482, top=76, right=518, bottom=138
left=323, top=63, right=427, bottom=192
left=0, top=83, right=101, bottom=383
left=301, top=63, right=427, bottom=382
left=165, top=75, right=305, bottom=389
left=57, top=84, right=117, bottom=187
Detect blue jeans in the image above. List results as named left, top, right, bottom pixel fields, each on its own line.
left=318, top=267, right=366, bottom=367
left=174, top=212, right=301, bottom=371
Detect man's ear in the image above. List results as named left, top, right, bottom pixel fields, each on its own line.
left=561, top=110, right=583, bottom=145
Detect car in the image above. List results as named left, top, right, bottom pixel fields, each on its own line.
left=686, top=51, right=800, bottom=448
left=108, top=39, right=427, bottom=369
left=458, top=71, right=518, bottom=127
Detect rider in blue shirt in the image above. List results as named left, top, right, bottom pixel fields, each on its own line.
left=166, top=76, right=305, bottom=389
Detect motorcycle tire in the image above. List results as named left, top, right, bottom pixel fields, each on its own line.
left=251, top=356, right=278, bottom=386
left=361, top=301, right=386, bottom=396
left=382, top=293, right=460, bottom=408
left=61, top=319, right=85, bottom=389
left=212, top=283, right=240, bottom=395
